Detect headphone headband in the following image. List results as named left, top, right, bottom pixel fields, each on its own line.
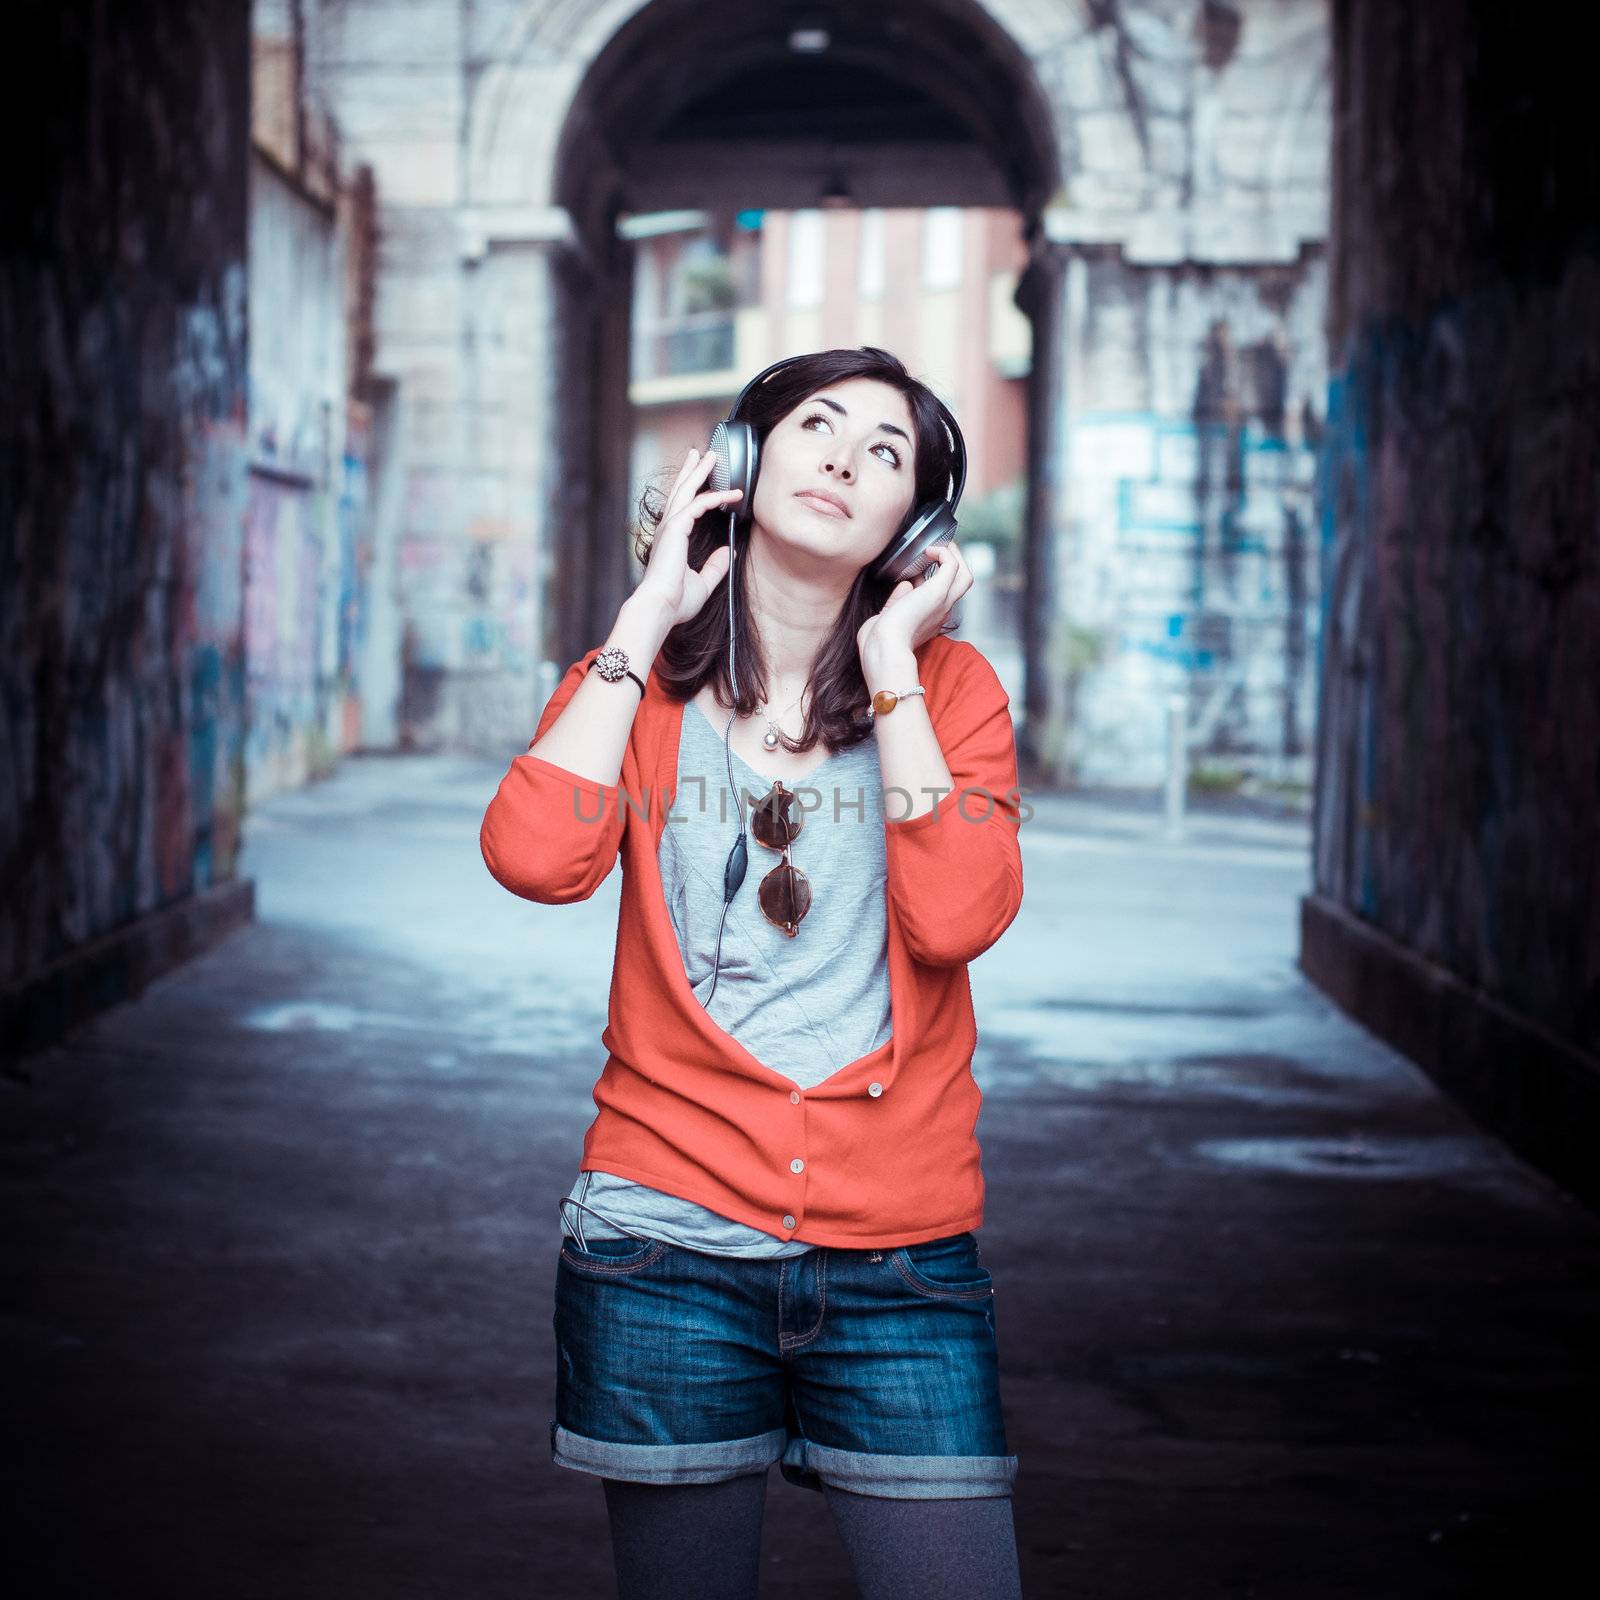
left=725, top=354, right=967, bottom=511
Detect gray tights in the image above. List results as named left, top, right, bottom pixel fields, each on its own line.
left=600, top=1471, right=1024, bottom=1599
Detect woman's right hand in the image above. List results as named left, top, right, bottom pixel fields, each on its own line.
left=632, top=447, right=743, bottom=629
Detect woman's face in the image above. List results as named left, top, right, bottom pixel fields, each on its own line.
left=749, top=376, right=920, bottom=573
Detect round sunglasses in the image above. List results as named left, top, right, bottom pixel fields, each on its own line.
left=750, top=779, right=811, bottom=937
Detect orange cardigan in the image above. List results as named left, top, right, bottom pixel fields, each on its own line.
left=479, top=632, right=1025, bottom=1247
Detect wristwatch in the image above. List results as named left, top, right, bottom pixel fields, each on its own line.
left=865, top=684, right=926, bottom=722
left=590, top=644, right=646, bottom=698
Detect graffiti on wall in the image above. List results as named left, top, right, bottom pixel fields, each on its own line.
left=1312, top=284, right=1600, bottom=1057
left=176, top=405, right=252, bottom=893
left=243, top=468, right=319, bottom=780
left=1062, top=409, right=1321, bottom=787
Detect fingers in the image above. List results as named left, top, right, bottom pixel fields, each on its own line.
left=665, top=482, right=742, bottom=533
left=687, top=487, right=742, bottom=516
left=942, top=541, right=972, bottom=596
left=955, top=545, right=974, bottom=599
left=937, top=545, right=973, bottom=609
left=927, top=542, right=969, bottom=593
left=674, top=444, right=713, bottom=485
left=695, top=544, right=732, bottom=589
left=667, top=447, right=719, bottom=517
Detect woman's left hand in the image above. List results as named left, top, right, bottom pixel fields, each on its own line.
left=856, top=542, right=973, bottom=665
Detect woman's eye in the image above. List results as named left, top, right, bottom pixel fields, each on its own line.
left=801, top=411, right=901, bottom=468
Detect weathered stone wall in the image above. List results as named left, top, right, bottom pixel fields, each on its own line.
left=1055, top=251, right=1326, bottom=787
left=1036, top=0, right=1329, bottom=787
left=0, top=2, right=251, bottom=995
left=1311, top=0, right=1600, bottom=1064
left=311, top=0, right=553, bottom=753
left=312, top=0, right=1331, bottom=782
left=247, top=0, right=379, bottom=795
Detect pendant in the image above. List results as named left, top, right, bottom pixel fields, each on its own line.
left=763, top=729, right=780, bottom=749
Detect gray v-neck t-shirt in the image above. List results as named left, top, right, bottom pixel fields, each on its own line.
left=559, top=696, right=892, bottom=1255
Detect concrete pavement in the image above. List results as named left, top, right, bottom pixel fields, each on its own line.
left=3, top=752, right=1595, bottom=1597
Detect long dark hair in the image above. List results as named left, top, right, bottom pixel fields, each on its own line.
left=633, top=346, right=961, bottom=757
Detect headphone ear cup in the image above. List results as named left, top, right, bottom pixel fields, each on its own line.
left=708, top=420, right=758, bottom=529
left=871, top=502, right=958, bottom=585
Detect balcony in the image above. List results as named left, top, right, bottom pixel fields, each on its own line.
left=629, top=307, right=766, bottom=407
left=635, top=309, right=736, bottom=381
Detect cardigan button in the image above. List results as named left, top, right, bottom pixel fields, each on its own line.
left=790, top=1090, right=800, bottom=1104
left=790, top=1158, right=805, bottom=1173
left=868, top=1081, right=883, bottom=1097
left=782, top=1214, right=796, bottom=1229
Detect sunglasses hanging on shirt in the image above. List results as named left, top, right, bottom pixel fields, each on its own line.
left=751, top=780, right=811, bottom=938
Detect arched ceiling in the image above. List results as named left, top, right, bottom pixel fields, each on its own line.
left=552, top=0, right=1060, bottom=245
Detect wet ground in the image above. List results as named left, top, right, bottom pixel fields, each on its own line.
left=3, top=753, right=1596, bottom=1597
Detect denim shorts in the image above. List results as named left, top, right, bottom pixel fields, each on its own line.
left=550, top=1229, right=1018, bottom=1500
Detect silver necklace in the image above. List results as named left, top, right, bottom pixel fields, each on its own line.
left=759, top=685, right=809, bottom=750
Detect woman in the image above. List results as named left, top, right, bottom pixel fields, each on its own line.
left=480, top=347, right=1026, bottom=1599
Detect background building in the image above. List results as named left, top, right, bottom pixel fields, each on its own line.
left=300, top=0, right=1328, bottom=802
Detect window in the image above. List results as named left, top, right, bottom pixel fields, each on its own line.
left=858, top=208, right=885, bottom=299
left=921, top=206, right=963, bottom=291
left=788, top=209, right=825, bottom=308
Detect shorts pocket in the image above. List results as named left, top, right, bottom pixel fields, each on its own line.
left=559, top=1232, right=670, bottom=1276
left=889, top=1231, right=993, bottom=1300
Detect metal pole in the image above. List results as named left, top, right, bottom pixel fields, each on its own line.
left=1164, top=692, right=1186, bottom=838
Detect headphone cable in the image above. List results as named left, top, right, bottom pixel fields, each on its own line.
left=705, top=505, right=746, bottom=1007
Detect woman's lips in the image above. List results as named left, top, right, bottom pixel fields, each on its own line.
left=795, top=492, right=850, bottom=519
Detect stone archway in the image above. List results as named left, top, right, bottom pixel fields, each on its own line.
left=464, top=0, right=1065, bottom=756
left=426, top=0, right=1331, bottom=787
